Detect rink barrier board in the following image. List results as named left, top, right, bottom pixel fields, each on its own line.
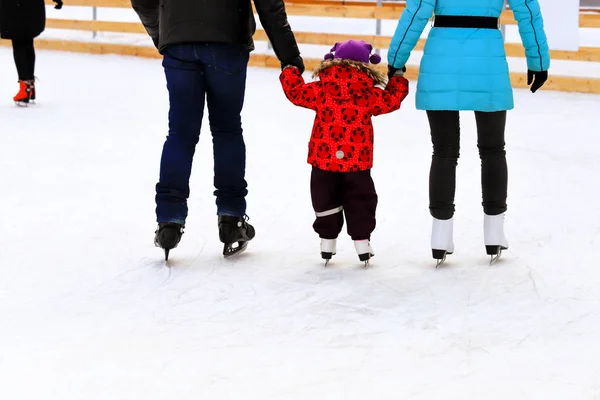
left=40, top=0, right=512, bottom=24
left=1, top=38, right=599, bottom=94
left=256, top=30, right=600, bottom=62
left=39, top=19, right=600, bottom=62
left=283, top=0, right=600, bottom=15
left=40, top=0, right=600, bottom=27
left=37, top=0, right=600, bottom=64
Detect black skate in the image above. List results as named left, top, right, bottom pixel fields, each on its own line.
left=218, top=215, right=255, bottom=258
left=154, top=222, right=184, bottom=261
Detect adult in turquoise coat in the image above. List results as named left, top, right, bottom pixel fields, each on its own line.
left=387, top=0, right=550, bottom=264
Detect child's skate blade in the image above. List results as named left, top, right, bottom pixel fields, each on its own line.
left=358, top=252, right=374, bottom=268
left=358, top=253, right=371, bottom=262
left=321, top=252, right=334, bottom=267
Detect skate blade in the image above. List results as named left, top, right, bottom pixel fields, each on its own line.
left=435, top=255, right=446, bottom=268
left=432, top=249, right=448, bottom=268
left=487, top=245, right=507, bottom=265
left=489, top=249, right=503, bottom=265
left=322, top=252, right=334, bottom=267
left=359, top=254, right=373, bottom=268
left=15, top=101, right=29, bottom=107
left=223, top=241, right=248, bottom=259
left=155, top=239, right=177, bottom=260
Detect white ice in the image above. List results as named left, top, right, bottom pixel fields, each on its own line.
left=1, top=48, right=600, bottom=399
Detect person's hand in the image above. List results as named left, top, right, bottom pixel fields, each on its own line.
left=281, top=56, right=305, bottom=75
left=527, top=70, right=548, bottom=93
left=53, top=0, right=63, bottom=10
left=388, top=65, right=406, bottom=79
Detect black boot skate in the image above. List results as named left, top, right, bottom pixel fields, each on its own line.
left=154, top=222, right=184, bottom=261
left=218, top=215, right=255, bottom=258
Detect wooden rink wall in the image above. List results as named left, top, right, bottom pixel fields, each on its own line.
left=1, top=0, right=599, bottom=94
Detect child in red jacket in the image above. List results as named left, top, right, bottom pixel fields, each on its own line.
left=280, top=40, right=409, bottom=265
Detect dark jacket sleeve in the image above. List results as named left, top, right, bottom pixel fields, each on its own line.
left=131, top=0, right=159, bottom=45
left=253, top=0, right=300, bottom=63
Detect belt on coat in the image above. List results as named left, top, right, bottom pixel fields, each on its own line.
left=433, top=16, right=499, bottom=29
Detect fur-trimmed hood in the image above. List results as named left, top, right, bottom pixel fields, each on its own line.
left=312, top=58, right=387, bottom=87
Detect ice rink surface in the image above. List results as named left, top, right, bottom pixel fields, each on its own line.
left=1, top=48, right=600, bottom=399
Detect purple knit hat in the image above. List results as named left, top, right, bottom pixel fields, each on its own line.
left=324, top=39, right=381, bottom=65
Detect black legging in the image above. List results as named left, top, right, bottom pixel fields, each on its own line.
left=427, top=110, right=508, bottom=220
left=12, top=38, right=36, bottom=81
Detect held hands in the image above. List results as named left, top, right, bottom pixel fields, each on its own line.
left=53, top=0, right=63, bottom=9
left=387, top=65, right=406, bottom=79
left=527, top=70, right=548, bottom=93
left=281, top=56, right=305, bottom=75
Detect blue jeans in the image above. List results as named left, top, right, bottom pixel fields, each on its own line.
left=156, top=43, right=249, bottom=224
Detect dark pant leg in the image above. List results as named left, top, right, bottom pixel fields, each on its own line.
left=155, top=44, right=206, bottom=224
left=343, top=170, right=378, bottom=241
left=26, top=40, right=35, bottom=79
left=475, top=111, right=508, bottom=216
left=427, top=110, right=460, bottom=220
left=311, top=168, right=344, bottom=239
left=200, top=43, right=249, bottom=217
left=12, top=38, right=35, bottom=81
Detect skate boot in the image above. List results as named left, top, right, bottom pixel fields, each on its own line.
left=354, top=239, right=374, bottom=267
left=320, top=238, right=337, bottom=266
left=431, top=217, right=454, bottom=267
left=154, top=222, right=184, bottom=261
left=13, top=80, right=35, bottom=106
left=218, top=215, right=255, bottom=258
left=484, top=212, right=509, bottom=264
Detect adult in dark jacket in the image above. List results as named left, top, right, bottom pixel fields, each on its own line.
left=131, top=0, right=304, bottom=260
left=0, top=0, right=63, bottom=104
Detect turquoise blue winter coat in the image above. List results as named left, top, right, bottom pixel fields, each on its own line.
left=388, top=0, right=551, bottom=112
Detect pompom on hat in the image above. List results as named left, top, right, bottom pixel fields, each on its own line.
left=323, top=39, right=381, bottom=65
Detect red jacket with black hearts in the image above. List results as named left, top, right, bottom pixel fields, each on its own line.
left=280, top=59, right=409, bottom=172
